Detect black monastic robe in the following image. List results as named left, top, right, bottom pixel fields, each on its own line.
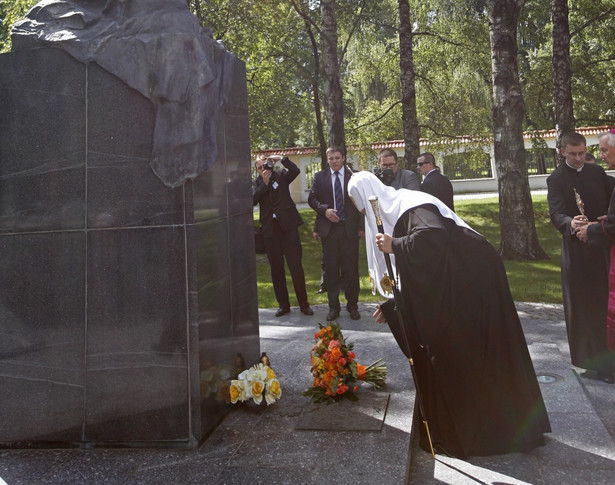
left=382, top=205, right=550, bottom=459
left=547, top=163, right=614, bottom=373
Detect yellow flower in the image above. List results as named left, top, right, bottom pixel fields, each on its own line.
left=265, top=378, right=282, bottom=405
left=266, top=366, right=277, bottom=380
left=250, top=380, right=265, bottom=404
left=229, top=380, right=245, bottom=404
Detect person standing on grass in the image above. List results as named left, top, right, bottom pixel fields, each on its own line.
left=547, top=131, right=615, bottom=384
left=308, top=147, right=364, bottom=322
left=416, top=152, right=455, bottom=211
left=253, top=155, right=313, bottom=317
left=376, top=148, right=419, bottom=190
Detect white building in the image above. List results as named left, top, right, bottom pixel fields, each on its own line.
left=254, top=126, right=613, bottom=204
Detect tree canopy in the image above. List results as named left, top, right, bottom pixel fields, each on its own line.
left=2, top=0, right=614, bottom=152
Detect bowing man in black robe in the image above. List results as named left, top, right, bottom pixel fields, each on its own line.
left=547, top=132, right=614, bottom=382
left=348, top=172, right=550, bottom=459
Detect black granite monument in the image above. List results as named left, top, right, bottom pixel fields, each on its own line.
left=0, top=0, right=259, bottom=448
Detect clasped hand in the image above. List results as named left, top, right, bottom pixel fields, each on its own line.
left=574, top=214, right=602, bottom=243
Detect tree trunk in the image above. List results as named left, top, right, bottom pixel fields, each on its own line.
left=488, top=0, right=547, bottom=260
left=397, top=0, right=420, bottom=169
left=304, top=19, right=328, bottom=169
left=552, top=0, right=575, bottom=165
left=320, top=0, right=346, bottom=152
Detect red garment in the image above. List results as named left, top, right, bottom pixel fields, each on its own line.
left=608, top=245, right=615, bottom=351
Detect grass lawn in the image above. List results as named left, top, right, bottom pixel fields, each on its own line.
left=254, top=194, right=563, bottom=308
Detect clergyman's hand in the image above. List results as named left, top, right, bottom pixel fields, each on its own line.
left=373, top=305, right=387, bottom=324
left=376, top=233, right=393, bottom=254
left=576, top=221, right=597, bottom=243
left=571, top=214, right=589, bottom=232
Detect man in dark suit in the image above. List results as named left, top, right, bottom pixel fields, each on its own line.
left=417, top=152, right=455, bottom=211
left=253, top=155, right=313, bottom=317
left=308, top=147, right=365, bottom=321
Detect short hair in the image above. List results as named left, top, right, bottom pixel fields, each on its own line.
left=561, top=132, right=586, bottom=149
left=378, top=148, right=398, bottom=162
left=417, top=152, right=435, bottom=165
left=585, top=152, right=596, bottom=162
left=599, top=131, right=615, bottom=148
left=326, top=146, right=345, bottom=157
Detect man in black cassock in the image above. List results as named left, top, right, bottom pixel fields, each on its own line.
left=348, top=172, right=550, bottom=459
left=547, top=132, right=615, bottom=383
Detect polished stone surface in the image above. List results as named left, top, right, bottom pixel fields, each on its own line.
left=0, top=46, right=257, bottom=448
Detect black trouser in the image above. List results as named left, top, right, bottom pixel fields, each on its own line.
left=265, top=221, right=308, bottom=309
left=321, top=222, right=359, bottom=312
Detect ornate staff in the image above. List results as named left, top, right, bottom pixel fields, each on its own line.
left=368, top=195, right=435, bottom=458
left=574, top=188, right=585, bottom=217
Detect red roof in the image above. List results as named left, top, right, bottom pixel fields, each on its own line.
left=254, top=126, right=614, bottom=157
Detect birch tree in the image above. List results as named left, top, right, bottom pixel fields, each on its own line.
left=488, top=0, right=547, bottom=259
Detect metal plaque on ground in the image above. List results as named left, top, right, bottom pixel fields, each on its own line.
left=295, top=392, right=390, bottom=431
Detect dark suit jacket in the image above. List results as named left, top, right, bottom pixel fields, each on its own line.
left=253, top=157, right=303, bottom=237
left=421, top=170, right=455, bottom=211
left=308, top=166, right=364, bottom=239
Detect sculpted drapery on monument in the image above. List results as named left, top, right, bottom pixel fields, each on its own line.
left=12, top=0, right=235, bottom=187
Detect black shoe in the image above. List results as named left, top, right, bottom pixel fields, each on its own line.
left=326, top=310, right=339, bottom=321
left=275, top=307, right=290, bottom=317
left=349, top=309, right=360, bottom=320
left=316, top=288, right=326, bottom=294
left=300, top=305, right=314, bottom=316
left=598, top=372, right=615, bottom=384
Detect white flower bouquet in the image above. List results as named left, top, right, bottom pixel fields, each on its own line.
left=229, top=363, right=282, bottom=405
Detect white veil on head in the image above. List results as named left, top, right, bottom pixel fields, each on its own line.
left=348, top=171, right=476, bottom=298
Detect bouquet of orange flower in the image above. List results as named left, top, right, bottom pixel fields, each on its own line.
left=303, top=323, right=387, bottom=404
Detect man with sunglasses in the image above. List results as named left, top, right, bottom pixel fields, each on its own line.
left=417, top=152, right=455, bottom=211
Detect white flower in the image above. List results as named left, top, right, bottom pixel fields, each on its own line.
left=238, top=364, right=268, bottom=383
left=229, top=379, right=246, bottom=404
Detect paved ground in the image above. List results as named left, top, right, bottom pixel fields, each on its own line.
left=1, top=301, right=614, bottom=484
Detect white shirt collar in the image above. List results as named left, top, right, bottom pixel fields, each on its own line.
left=330, top=166, right=345, bottom=177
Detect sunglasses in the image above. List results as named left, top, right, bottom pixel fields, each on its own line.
left=416, top=161, right=430, bottom=166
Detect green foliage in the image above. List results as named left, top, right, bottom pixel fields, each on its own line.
left=255, top=195, right=563, bottom=308
left=3, top=1, right=614, bottom=162
left=0, top=0, right=38, bottom=53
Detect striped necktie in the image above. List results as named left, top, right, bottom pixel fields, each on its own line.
left=334, top=171, right=345, bottom=221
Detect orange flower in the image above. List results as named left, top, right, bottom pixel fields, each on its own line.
left=330, top=347, right=342, bottom=362
left=357, top=363, right=366, bottom=380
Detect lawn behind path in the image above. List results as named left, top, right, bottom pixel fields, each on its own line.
left=254, top=195, right=563, bottom=308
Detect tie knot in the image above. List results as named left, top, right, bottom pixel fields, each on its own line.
left=335, top=171, right=340, bottom=177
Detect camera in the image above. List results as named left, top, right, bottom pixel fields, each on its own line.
left=374, top=166, right=394, bottom=184
left=263, top=159, right=276, bottom=171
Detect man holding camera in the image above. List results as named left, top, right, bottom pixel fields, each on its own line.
left=376, top=148, right=419, bottom=191
left=253, top=155, right=313, bottom=317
